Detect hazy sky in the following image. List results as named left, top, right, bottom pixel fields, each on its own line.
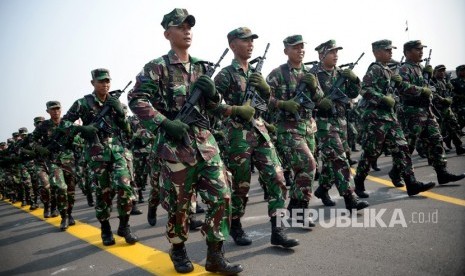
left=1, top=0, right=464, bottom=142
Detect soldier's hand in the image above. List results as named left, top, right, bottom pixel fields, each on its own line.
left=232, top=100, right=255, bottom=122
left=420, top=87, right=432, bottom=98
left=318, top=98, right=333, bottom=111
left=446, top=82, right=454, bottom=91
left=35, top=145, right=50, bottom=157
left=194, top=75, right=217, bottom=99
left=342, top=69, right=358, bottom=82
left=391, top=74, right=403, bottom=87
left=381, top=96, right=396, bottom=109
left=106, top=96, right=125, bottom=117
left=213, top=130, right=225, bottom=140
left=77, top=124, right=99, bottom=140
left=161, top=119, right=189, bottom=141
left=249, top=73, right=271, bottom=97
left=423, top=65, right=433, bottom=76
left=301, top=73, right=318, bottom=92
left=265, top=123, right=276, bottom=134
left=278, top=99, right=300, bottom=113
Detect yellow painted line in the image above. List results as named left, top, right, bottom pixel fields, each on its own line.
left=2, top=200, right=220, bottom=276
left=351, top=169, right=465, bottom=207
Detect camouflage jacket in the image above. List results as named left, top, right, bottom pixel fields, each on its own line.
left=266, top=61, right=323, bottom=135
left=33, top=119, right=75, bottom=164
left=214, top=58, right=270, bottom=140
left=451, top=77, right=465, bottom=110
left=127, top=50, right=221, bottom=163
left=310, top=63, right=361, bottom=119
left=398, top=61, right=429, bottom=108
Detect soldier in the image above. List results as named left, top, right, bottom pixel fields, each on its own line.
left=265, top=34, right=321, bottom=225
left=398, top=40, right=465, bottom=185
left=431, top=64, right=465, bottom=155
left=60, top=69, right=138, bottom=245
left=214, top=27, right=299, bottom=248
left=127, top=8, right=242, bottom=274
left=17, top=127, right=35, bottom=208
left=309, top=39, right=369, bottom=210
left=33, top=101, right=77, bottom=230
left=451, top=65, right=465, bottom=129
left=353, top=39, right=435, bottom=197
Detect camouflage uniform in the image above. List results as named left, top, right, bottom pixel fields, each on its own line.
left=61, top=69, right=138, bottom=244
left=450, top=65, right=465, bottom=130
left=354, top=39, right=435, bottom=197
left=399, top=40, right=465, bottom=185
left=17, top=128, right=37, bottom=208
left=309, top=40, right=362, bottom=206
left=266, top=35, right=321, bottom=210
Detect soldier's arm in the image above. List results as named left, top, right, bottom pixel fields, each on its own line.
left=398, top=65, right=423, bottom=97
left=361, top=64, right=386, bottom=106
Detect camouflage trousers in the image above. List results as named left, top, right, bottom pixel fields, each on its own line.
left=76, top=156, right=94, bottom=196
left=133, top=152, right=150, bottom=190
left=160, top=154, right=231, bottom=244
left=19, top=164, right=33, bottom=203
left=49, top=160, right=76, bottom=213
left=276, top=131, right=316, bottom=202
left=401, top=107, right=446, bottom=169
left=148, top=154, right=161, bottom=208
left=88, top=153, right=134, bottom=221
left=355, top=119, right=415, bottom=182
left=439, top=108, right=463, bottom=147
left=316, top=118, right=352, bottom=196
left=35, top=161, right=57, bottom=206
left=227, top=128, right=286, bottom=219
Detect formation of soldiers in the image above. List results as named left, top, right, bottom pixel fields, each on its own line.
left=1, top=7, right=465, bottom=275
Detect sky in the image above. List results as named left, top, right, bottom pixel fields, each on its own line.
left=1, top=0, right=464, bottom=142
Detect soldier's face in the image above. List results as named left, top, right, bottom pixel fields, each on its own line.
left=406, top=47, right=423, bottom=63
left=374, top=48, right=392, bottom=63
left=320, top=49, right=338, bottom=68
left=92, top=79, right=111, bottom=97
left=47, top=107, right=61, bottom=120
left=230, top=38, right=254, bottom=61
left=285, top=43, right=305, bottom=64
left=434, top=69, right=446, bottom=79
left=164, top=22, right=192, bottom=50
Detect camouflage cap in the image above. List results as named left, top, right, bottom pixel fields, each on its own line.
left=12, top=132, right=19, bottom=138
left=434, top=64, right=446, bottom=71
left=7, top=138, right=14, bottom=144
left=91, top=68, right=111, bottom=81
left=34, top=116, right=45, bottom=124
left=46, top=101, right=61, bottom=110
left=161, top=8, right=195, bottom=30
left=283, top=35, right=305, bottom=47
left=227, top=27, right=258, bottom=43
left=0, top=142, right=6, bottom=147
left=18, top=127, right=28, bottom=134
left=372, top=39, right=397, bottom=51
left=456, top=65, right=465, bottom=71
left=315, top=39, right=343, bottom=54
left=403, top=40, right=427, bottom=51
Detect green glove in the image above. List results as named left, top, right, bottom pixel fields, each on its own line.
left=35, top=145, right=50, bottom=157
left=161, top=119, right=189, bottom=141
left=318, top=98, right=333, bottom=111
left=213, top=130, right=225, bottom=140
left=441, top=97, right=452, bottom=106
left=420, top=87, right=432, bottom=98
left=194, top=75, right=216, bottom=99
left=77, top=124, right=98, bottom=140
left=278, top=99, right=300, bottom=113
left=423, top=65, right=433, bottom=76
left=232, top=100, right=255, bottom=122
left=265, top=123, right=276, bottom=133
left=391, top=74, right=403, bottom=87
left=249, top=73, right=270, bottom=96
left=342, top=68, right=358, bottom=82
left=106, top=96, right=125, bottom=117
left=381, top=96, right=396, bottom=109
left=301, top=73, right=318, bottom=92
left=446, top=82, right=454, bottom=91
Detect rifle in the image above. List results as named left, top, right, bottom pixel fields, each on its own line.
left=387, top=56, right=405, bottom=105
left=422, top=49, right=442, bottom=119
left=175, top=48, right=229, bottom=145
left=327, top=52, right=364, bottom=114
left=240, top=43, right=270, bottom=119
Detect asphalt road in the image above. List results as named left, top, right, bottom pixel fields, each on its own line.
left=1, top=145, right=464, bottom=276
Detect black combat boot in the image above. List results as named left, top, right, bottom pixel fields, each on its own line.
left=298, top=200, right=315, bottom=227
left=170, top=242, right=194, bottom=273
left=43, top=202, right=51, bottom=218
left=314, top=185, right=336, bottom=206
left=59, top=210, right=69, bottom=231
left=388, top=167, right=405, bottom=187
left=147, top=205, right=157, bottom=226
left=117, top=216, right=139, bottom=244
left=443, top=136, right=452, bottom=149
left=456, top=145, right=465, bottom=155
left=435, top=167, right=465, bottom=185
left=286, top=198, right=299, bottom=217
left=354, top=175, right=369, bottom=198
left=86, top=192, right=94, bottom=207
left=270, top=216, right=299, bottom=248
left=262, top=184, right=269, bottom=201
left=50, top=197, right=58, bottom=217
left=371, top=160, right=381, bottom=171
left=21, top=199, right=27, bottom=207
left=188, top=213, right=204, bottom=230
left=343, top=193, right=369, bottom=211
left=314, top=169, right=320, bottom=181
left=230, top=218, right=252, bottom=246
left=206, top=241, right=243, bottom=274
left=68, top=207, right=75, bottom=226
left=29, top=196, right=38, bottom=210
left=130, top=201, right=143, bottom=215
left=138, top=189, right=144, bottom=203
left=100, top=220, right=115, bottom=246
left=405, top=177, right=436, bottom=196
left=284, top=170, right=293, bottom=187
